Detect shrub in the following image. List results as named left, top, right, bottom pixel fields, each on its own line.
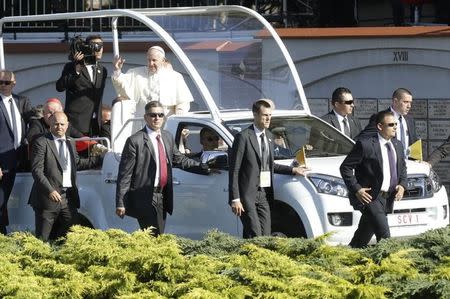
left=0, top=226, right=449, bottom=298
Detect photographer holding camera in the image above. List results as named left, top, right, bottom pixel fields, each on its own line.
left=56, top=35, right=107, bottom=136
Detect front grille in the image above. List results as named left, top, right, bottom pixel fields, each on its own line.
left=394, top=208, right=426, bottom=214
left=403, top=175, right=433, bottom=200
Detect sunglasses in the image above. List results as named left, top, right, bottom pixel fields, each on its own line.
left=0, top=80, right=13, bottom=85
left=340, top=100, right=354, bottom=105
left=385, top=122, right=397, bottom=127
left=146, top=112, right=164, bottom=118
left=91, top=42, right=103, bottom=51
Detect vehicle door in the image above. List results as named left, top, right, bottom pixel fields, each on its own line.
left=167, top=122, right=242, bottom=239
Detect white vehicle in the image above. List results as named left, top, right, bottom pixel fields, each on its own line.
left=1, top=6, right=448, bottom=244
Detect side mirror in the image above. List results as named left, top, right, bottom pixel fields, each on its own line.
left=201, top=151, right=228, bottom=170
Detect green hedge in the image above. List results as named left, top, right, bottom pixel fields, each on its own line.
left=0, top=226, right=449, bottom=298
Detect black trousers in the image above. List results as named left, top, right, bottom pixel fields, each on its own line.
left=240, top=189, right=271, bottom=239
left=137, top=192, right=166, bottom=236
left=0, top=169, right=16, bottom=234
left=35, top=192, right=77, bottom=242
left=349, top=195, right=391, bottom=248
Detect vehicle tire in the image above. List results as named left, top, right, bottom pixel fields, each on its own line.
left=271, top=200, right=306, bottom=238
left=75, top=213, right=94, bottom=228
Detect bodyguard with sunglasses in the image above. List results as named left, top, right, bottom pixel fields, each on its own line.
left=115, top=101, right=209, bottom=235
left=340, top=111, right=407, bottom=248
left=0, top=70, right=33, bottom=234
left=321, top=87, right=362, bottom=140
left=356, top=88, right=417, bottom=156
left=56, top=35, right=107, bottom=137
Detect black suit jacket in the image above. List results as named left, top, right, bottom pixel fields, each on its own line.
left=56, top=61, right=107, bottom=134
left=340, top=135, right=407, bottom=213
left=28, top=133, right=97, bottom=211
left=116, top=128, right=201, bottom=218
left=25, top=118, right=84, bottom=145
left=0, top=94, right=32, bottom=171
left=356, top=108, right=417, bottom=146
left=321, top=110, right=362, bottom=140
left=229, top=126, right=293, bottom=206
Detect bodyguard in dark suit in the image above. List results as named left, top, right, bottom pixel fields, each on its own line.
left=116, top=101, right=209, bottom=235
left=25, top=98, right=83, bottom=145
left=56, top=35, right=107, bottom=136
left=29, top=112, right=98, bottom=241
left=356, top=88, right=417, bottom=152
left=321, top=87, right=362, bottom=140
left=229, top=99, right=308, bottom=238
left=0, top=70, right=32, bottom=234
left=340, top=111, right=407, bottom=248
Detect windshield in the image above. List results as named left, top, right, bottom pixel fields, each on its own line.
left=133, top=7, right=305, bottom=112
left=225, top=116, right=354, bottom=159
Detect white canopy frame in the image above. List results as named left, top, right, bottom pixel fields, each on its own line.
left=0, top=6, right=310, bottom=117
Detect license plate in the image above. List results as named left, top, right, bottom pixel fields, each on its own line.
left=388, top=213, right=426, bottom=226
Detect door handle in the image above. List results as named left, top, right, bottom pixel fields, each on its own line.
left=172, top=178, right=180, bottom=185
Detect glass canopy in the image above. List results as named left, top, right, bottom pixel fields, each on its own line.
left=131, top=6, right=307, bottom=113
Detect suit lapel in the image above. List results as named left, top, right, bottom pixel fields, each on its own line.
left=329, top=112, right=340, bottom=130
left=0, top=99, right=13, bottom=132
left=12, top=95, right=26, bottom=137
left=48, top=135, right=64, bottom=170
left=142, top=129, right=156, bottom=163
left=392, top=139, right=404, bottom=174
left=81, top=65, right=92, bottom=84
left=248, top=126, right=262, bottom=165
left=67, top=139, right=77, bottom=171
left=372, top=137, right=383, bottom=170
left=161, top=131, right=172, bottom=166
left=267, top=131, right=274, bottom=167
left=349, top=117, right=357, bottom=138
left=94, top=64, right=102, bottom=87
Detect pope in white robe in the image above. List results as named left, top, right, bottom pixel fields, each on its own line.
left=111, top=46, right=193, bottom=117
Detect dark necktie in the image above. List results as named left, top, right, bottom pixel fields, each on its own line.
left=343, top=118, right=350, bottom=137
left=156, top=134, right=168, bottom=188
left=386, top=143, right=398, bottom=191
left=260, top=132, right=268, bottom=171
left=91, top=65, right=97, bottom=83
left=398, top=115, right=407, bottom=150
left=9, top=99, right=19, bottom=147
left=58, top=139, right=68, bottom=171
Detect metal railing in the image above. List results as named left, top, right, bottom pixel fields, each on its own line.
left=0, top=0, right=316, bottom=34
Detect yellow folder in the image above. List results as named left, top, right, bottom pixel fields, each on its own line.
left=295, top=146, right=307, bottom=167
left=408, top=139, right=422, bottom=161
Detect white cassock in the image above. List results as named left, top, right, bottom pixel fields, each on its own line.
left=111, top=66, right=193, bottom=117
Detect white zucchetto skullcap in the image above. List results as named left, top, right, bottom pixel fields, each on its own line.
left=149, top=46, right=165, bottom=58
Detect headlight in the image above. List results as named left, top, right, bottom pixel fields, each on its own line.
left=308, top=174, right=348, bottom=198
left=429, top=169, right=442, bottom=193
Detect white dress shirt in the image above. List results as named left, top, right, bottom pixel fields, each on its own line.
left=390, top=107, right=409, bottom=149
left=85, top=64, right=95, bottom=82
left=145, top=126, right=166, bottom=187
left=52, top=134, right=72, bottom=188
left=378, top=134, right=397, bottom=192
left=1, top=94, right=22, bottom=149
left=253, top=124, right=268, bottom=157
left=333, top=110, right=349, bottom=135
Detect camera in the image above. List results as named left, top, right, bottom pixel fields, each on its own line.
left=69, top=36, right=102, bottom=64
